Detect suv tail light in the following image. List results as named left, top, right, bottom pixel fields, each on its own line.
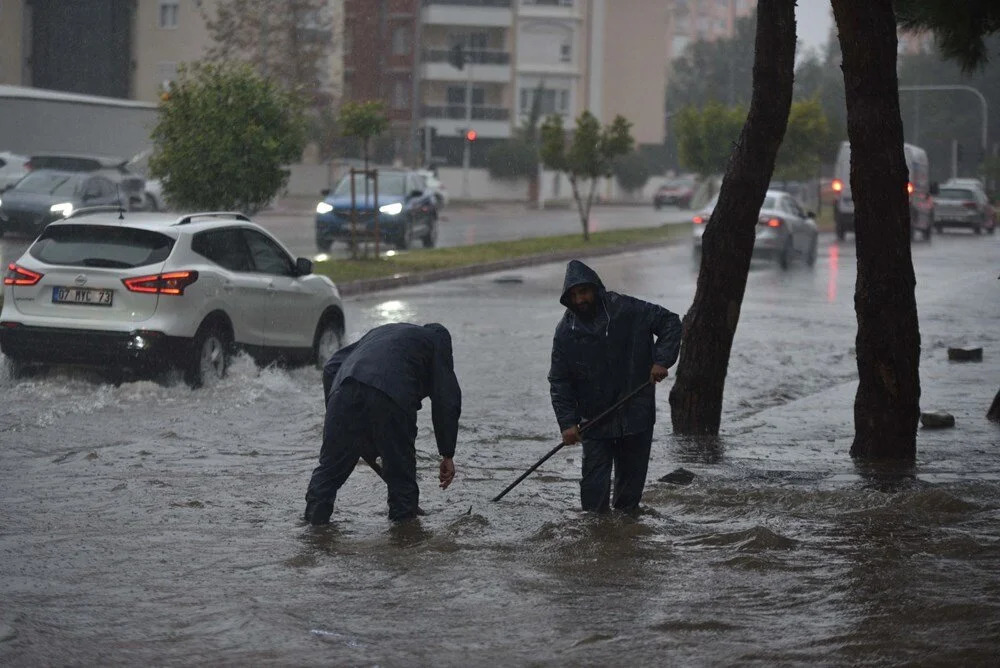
left=906, top=182, right=915, bottom=195
left=832, top=178, right=843, bottom=193
left=963, top=202, right=978, bottom=209
left=693, top=215, right=705, bottom=224
left=4, top=263, right=43, bottom=286
left=123, top=270, right=199, bottom=295
left=759, top=217, right=783, bottom=228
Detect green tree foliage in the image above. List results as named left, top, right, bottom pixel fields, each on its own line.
left=613, top=151, right=652, bottom=193
left=149, top=62, right=306, bottom=214
left=773, top=98, right=831, bottom=179
left=339, top=101, right=389, bottom=172
left=540, top=112, right=634, bottom=240
left=675, top=102, right=745, bottom=178
left=895, top=0, right=1000, bottom=71
left=896, top=35, right=1000, bottom=183
left=486, top=139, right=538, bottom=181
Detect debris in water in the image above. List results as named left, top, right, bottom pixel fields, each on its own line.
left=920, top=411, right=955, bottom=429
left=947, top=347, right=983, bottom=362
left=659, top=467, right=695, bottom=485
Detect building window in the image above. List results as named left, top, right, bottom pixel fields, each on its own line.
left=159, top=1, right=179, bottom=29
left=447, top=86, right=485, bottom=108
left=392, top=26, right=410, bottom=56
left=560, top=43, right=571, bottom=62
left=157, top=62, right=178, bottom=91
left=393, top=80, right=409, bottom=110
left=520, top=87, right=568, bottom=115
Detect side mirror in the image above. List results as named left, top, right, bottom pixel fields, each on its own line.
left=408, top=189, right=423, bottom=199
left=295, top=257, right=313, bottom=276
left=320, top=188, right=331, bottom=197
left=929, top=182, right=939, bottom=196
left=806, top=211, right=816, bottom=219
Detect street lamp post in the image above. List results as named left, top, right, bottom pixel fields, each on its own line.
left=898, top=85, right=988, bottom=156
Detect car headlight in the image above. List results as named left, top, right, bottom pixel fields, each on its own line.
left=379, top=202, right=403, bottom=216
left=50, top=202, right=74, bottom=217
left=316, top=202, right=334, bottom=214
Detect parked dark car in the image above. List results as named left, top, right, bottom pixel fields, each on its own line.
left=0, top=169, right=142, bottom=237
left=653, top=178, right=696, bottom=209
left=315, top=169, right=438, bottom=251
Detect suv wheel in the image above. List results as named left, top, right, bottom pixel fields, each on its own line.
left=313, top=314, right=344, bottom=369
left=805, top=234, right=818, bottom=266
left=186, top=322, right=230, bottom=388
left=396, top=221, right=413, bottom=250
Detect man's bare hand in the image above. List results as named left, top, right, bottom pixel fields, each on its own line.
left=439, top=457, right=455, bottom=490
left=650, top=363, right=670, bottom=383
left=561, top=425, right=581, bottom=445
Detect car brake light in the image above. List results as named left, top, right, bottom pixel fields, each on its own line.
left=693, top=215, right=704, bottom=224
left=757, top=217, right=782, bottom=227
left=962, top=202, right=978, bottom=209
left=123, top=270, right=199, bottom=295
left=832, top=179, right=843, bottom=193
left=906, top=182, right=914, bottom=195
left=4, top=263, right=43, bottom=286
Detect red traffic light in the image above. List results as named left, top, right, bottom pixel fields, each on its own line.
left=465, top=129, right=477, bottom=142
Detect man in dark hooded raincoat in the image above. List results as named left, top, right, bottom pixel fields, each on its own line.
left=304, top=322, right=462, bottom=524
left=549, top=260, right=682, bottom=512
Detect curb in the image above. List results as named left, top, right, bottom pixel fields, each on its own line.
left=337, top=237, right=687, bottom=297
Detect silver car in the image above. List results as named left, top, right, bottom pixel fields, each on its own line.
left=692, top=189, right=819, bottom=269
left=934, top=182, right=995, bottom=235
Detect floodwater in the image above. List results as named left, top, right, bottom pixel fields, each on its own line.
left=1, top=233, right=998, bottom=665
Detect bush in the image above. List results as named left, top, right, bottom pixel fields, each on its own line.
left=613, top=151, right=652, bottom=193
left=150, top=62, right=306, bottom=214
left=485, top=139, right=538, bottom=181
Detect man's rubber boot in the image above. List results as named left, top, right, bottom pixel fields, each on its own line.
left=304, top=500, right=333, bottom=525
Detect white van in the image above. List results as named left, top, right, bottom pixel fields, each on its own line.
left=832, top=141, right=935, bottom=241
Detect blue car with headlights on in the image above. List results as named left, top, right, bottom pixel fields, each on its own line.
left=315, top=169, right=438, bottom=251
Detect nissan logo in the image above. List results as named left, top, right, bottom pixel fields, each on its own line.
left=74, top=274, right=87, bottom=286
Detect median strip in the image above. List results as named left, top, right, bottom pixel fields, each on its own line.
left=313, top=223, right=691, bottom=296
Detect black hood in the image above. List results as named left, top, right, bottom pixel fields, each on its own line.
left=559, top=260, right=606, bottom=308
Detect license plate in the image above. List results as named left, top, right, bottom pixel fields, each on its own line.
left=52, top=286, right=114, bottom=306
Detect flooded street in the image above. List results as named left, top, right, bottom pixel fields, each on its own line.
left=1, top=233, right=998, bottom=665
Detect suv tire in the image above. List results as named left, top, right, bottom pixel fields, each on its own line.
left=185, top=321, right=230, bottom=388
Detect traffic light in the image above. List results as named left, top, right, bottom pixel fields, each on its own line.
left=448, top=43, right=465, bottom=70
left=465, top=129, right=477, bottom=142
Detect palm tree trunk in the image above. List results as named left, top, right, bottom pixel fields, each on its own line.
left=832, top=0, right=921, bottom=459
left=669, top=0, right=796, bottom=434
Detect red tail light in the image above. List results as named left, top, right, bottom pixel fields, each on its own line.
left=759, top=217, right=782, bottom=227
left=906, top=182, right=914, bottom=195
left=123, top=270, right=199, bottom=295
left=963, top=202, right=978, bottom=209
left=4, top=263, right=43, bottom=286
left=832, top=179, right=843, bottom=193
left=693, top=215, right=704, bottom=224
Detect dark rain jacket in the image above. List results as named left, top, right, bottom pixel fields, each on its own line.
left=548, top=260, right=682, bottom=440
left=323, top=323, right=462, bottom=458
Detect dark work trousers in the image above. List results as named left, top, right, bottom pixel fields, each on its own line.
left=579, top=429, right=653, bottom=512
left=305, top=379, right=420, bottom=522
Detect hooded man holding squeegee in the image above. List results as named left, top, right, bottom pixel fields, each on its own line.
left=304, top=322, right=461, bottom=524
left=549, top=260, right=682, bottom=512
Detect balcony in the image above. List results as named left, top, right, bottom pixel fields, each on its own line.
left=518, top=0, right=581, bottom=19
left=421, top=0, right=512, bottom=27
left=422, top=49, right=512, bottom=82
left=421, top=104, right=512, bottom=138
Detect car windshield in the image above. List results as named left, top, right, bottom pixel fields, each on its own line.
left=29, top=224, right=175, bottom=268
left=937, top=188, right=975, bottom=200
left=333, top=172, right=407, bottom=197
left=14, top=171, right=83, bottom=196
left=762, top=195, right=778, bottom=209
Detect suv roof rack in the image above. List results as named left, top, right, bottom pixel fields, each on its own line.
left=65, top=205, right=127, bottom=219
left=174, top=212, right=251, bottom=226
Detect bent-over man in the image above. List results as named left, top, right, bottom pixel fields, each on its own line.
left=548, top=260, right=682, bottom=512
left=304, top=322, right=461, bottom=524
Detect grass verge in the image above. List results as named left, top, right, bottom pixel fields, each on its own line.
left=312, top=223, right=691, bottom=285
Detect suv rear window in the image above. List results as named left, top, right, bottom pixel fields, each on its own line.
left=29, top=225, right=175, bottom=268
left=937, top=188, right=975, bottom=200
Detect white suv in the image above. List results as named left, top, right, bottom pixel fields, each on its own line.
left=1, top=209, right=345, bottom=386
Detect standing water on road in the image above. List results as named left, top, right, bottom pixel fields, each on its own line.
left=1, top=235, right=998, bottom=665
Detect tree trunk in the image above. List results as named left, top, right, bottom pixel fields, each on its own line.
left=669, top=0, right=796, bottom=434
left=833, top=0, right=921, bottom=459
left=569, top=175, right=591, bottom=241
